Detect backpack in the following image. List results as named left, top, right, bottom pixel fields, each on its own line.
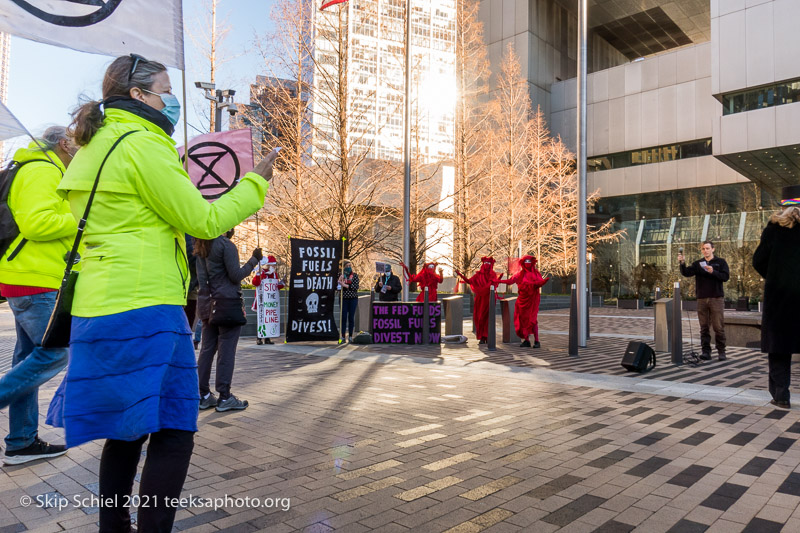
left=0, top=158, right=60, bottom=261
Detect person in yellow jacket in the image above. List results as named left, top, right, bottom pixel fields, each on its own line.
left=0, top=126, right=77, bottom=466
left=43, top=54, right=277, bottom=533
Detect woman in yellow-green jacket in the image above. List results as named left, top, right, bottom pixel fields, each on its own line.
left=45, top=55, right=277, bottom=533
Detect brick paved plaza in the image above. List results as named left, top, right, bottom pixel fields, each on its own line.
left=2, top=307, right=800, bottom=532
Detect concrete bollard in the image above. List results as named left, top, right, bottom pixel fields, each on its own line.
left=653, top=297, right=673, bottom=353
left=443, top=295, right=464, bottom=336
left=569, top=284, right=578, bottom=356
left=671, top=282, right=683, bottom=365
left=488, top=286, right=497, bottom=351
left=422, top=287, right=430, bottom=344
left=586, top=288, right=591, bottom=340
left=501, top=296, right=520, bottom=344
left=354, top=294, right=372, bottom=334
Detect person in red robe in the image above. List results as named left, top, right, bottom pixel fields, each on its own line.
left=251, top=255, right=285, bottom=345
left=497, top=255, right=549, bottom=348
left=455, top=257, right=501, bottom=344
left=400, top=261, right=444, bottom=302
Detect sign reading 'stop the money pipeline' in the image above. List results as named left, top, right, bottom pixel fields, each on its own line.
left=286, top=239, right=342, bottom=342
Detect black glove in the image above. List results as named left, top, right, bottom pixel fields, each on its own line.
left=252, top=248, right=263, bottom=262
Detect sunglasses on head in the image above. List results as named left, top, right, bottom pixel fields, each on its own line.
left=129, top=53, right=147, bottom=82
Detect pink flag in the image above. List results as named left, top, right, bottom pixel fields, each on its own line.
left=178, top=129, right=254, bottom=202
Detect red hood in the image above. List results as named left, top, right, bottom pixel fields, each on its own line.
left=479, top=256, right=496, bottom=275
left=520, top=255, right=537, bottom=272
left=417, top=262, right=441, bottom=284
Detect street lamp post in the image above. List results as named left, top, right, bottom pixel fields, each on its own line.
left=576, top=0, right=588, bottom=347
left=401, top=0, right=412, bottom=302
left=195, top=82, right=236, bottom=132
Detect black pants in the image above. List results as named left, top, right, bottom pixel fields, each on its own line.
left=183, top=299, right=198, bottom=331
left=197, top=320, right=242, bottom=399
left=342, top=298, right=358, bottom=338
left=768, top=353, right=792, bottom=403
left=99, top=429, right=194, bottom=533
left=697, top=297, right=726, bottom=355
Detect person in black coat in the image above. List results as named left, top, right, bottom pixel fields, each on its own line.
left=374, top=264, right=402, bottom=301
left=753, top=184, right=800, bottom=409
left=195, top=230, right=262, bottom=412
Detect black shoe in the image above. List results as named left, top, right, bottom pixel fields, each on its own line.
left=718, top=353, right=727, bottom=361
left=770, top=399, right=791, bottom=409
left=520, top=340, right=531, bottom=347
left=478, top=338, right=486, bottom=345
left=216, top=395, right=248, bottom=412
left=199, top=393, right=218, bottom=410
left=533, top=341, right=541, bottom=348
left=256, top=338, right=263, bottom=345
left=700, top=353, right=712, bottom=361
left=3, top=438, right=67, bottom=466
left=264, top=338, right=273, bottom=344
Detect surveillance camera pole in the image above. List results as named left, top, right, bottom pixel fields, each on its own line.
left=195, top=82, right=236, bottom=132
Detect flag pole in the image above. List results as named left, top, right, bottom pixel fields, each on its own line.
left=181, top=70, right=190, bottom=171
left=401, top=0, right=412, bottom=302
left=1, top=103, right=60, bottom=168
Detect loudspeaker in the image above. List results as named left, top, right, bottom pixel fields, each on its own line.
left=621, top=341, right=656, bottom=373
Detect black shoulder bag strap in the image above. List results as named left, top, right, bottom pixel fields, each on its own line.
left=61, top=130, right=137, bottom=277
left=5, top=159, right=63, bottom=262
left=41, top=130, right=137, bottom=349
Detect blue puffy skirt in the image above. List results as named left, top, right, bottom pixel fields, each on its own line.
left=47, top=305, right=199, bottom=447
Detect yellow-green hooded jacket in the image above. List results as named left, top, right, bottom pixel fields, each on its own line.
left=0, top=143, right=73, bottom=289
left=58, top=107, right=268, bottom=317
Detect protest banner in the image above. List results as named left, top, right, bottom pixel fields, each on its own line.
left=178, top=129, right=254, bottom=201
left=0, top=0, right=184, bottom=68
left=286, top=238, right=342, bottom=342
left=255, top=278, right=281, bottom=339
left=372, top=302, right=442, bottom=344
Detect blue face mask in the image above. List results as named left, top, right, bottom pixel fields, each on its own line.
left=144, top=89, right=181, bottom=126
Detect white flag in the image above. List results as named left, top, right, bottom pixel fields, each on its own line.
left=0, top=101, right=28, bottom=142
left=0, top=0, right=184, bottom=69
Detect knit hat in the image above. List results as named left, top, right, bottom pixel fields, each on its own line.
left=780, top=185, right=800, bottom=206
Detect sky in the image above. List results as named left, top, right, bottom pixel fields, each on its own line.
left=3, top=0, right=276, bottom=157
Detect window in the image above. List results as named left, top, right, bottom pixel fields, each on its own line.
left=721, top=79, right=800, bottom=115
left=588, top=139, right=712, bottom=172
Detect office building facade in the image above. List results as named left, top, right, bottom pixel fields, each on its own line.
left=311, top=0, right=457, bottom=163
left=480, top=0, right=800, bottom=297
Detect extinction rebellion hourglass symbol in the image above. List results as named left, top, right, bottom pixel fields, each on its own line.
left=10, top=0, right=125, bottom=27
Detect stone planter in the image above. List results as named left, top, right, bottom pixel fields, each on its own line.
left=617, top=298, right=644, bottom=310
left=736, top=297, right=750, bottom=311
left=682, top=300, right=698, bottom=312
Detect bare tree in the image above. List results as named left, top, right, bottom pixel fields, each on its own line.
left=241, top=0, right=396, bottom=264
left=488, top=44, right=534, bottom=262
left=240, top=0, right=316, bottom=256
left=527, top=106, right=558, bottom=262
left=453, top=0, right=491, bottom=280
left=187, top=0, right=236, bottom=132
left=545, top=139, right=624, bottom=280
